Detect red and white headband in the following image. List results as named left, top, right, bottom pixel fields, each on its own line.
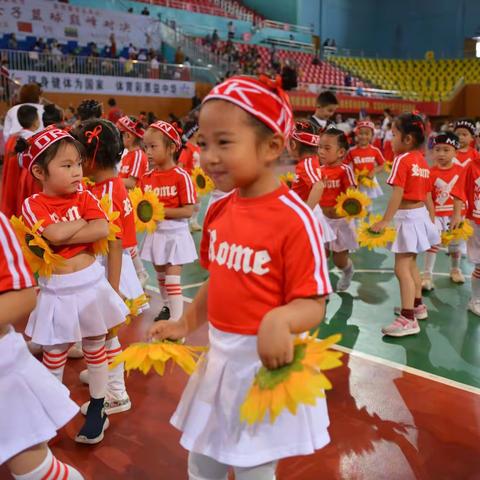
left=21, top=127, right=73, bottom=173
left=203, top=75, right=293, bottom=140
left=117, top=115, right=145, bottom=139
left=355, top=121, right=375, bottom=133
left=291, top=130, right=319, bottom=147
left=149, top=120, right=183, bottom=151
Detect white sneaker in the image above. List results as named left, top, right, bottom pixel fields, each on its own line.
left=382, top=316, right=420, bottom=337
left=421, top=274, right=434, bottom=291
left=337, top=266, right=354, bottom=292
left=67, top=343, right=84, bottom=359
left=138, top=269, right=150, bottom=288
left=467, top=299, right=480, bottom=316
left=81, top=395, right=131, bottom=416
left=79, top=369, right=89, bottom=385
left=450, top=268, right=465, bottom=284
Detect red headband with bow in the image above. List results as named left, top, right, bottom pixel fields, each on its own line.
left=149, top=120, right=183, bottom=151
left=116, top=115, right=145, bottom=139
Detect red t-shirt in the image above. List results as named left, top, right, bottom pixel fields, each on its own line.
left=0, top=212, right=35, bottom=292
left=387, top=150, right=431, bottom=202
left=344, top=145, right=385, bottom=173
left=454, top=147, right=479, bottom=167
left=119, top=149, right=148, bottom=181
left=89, top=177, right=137, bottom=249
left=21, top=190, right=107, bottom=259
left=292, top=155, right=321, bottom=202
left=319, top=163, right=357, bottom=208
left=451, top=160, right=480, bottom=224
left=178, top=142, right=201, bottom=175
left=140, top=166, right=197, bottom=208
left=429, top=164, right=465, bottom=217
left=200, top=185, right=332, bottom=335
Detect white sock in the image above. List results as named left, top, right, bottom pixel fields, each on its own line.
left=450, top=248, right=461, bottom=270
left=472, top=266, right=480, bottom=301
left=105, top=336, right=127, bottom=400
left=424, top=249, right=437, bottom=275
left=129, top=247, right=146, bottom=276
left=82, top=337, right=108, bottom=399
left=165, top=275, right=183, bottom=321
left=12, top=448, right=84, bottom=480
left=42, top=344, right=70, bottom=383
left=156, top=271, right=168, bottom=308
left=341, top=259, right=353, bottom=276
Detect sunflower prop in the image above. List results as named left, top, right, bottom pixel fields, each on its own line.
left=441, top=220, right=474, bottom=245
left=191, top=167, right=214, bottom=197
left=355, top=168, right=378, bottom=189
left=109, top=341, right=207, bottom=376
left=124, top=293, right=149, bottom=326
left=240, top=333, right=342, bottom=426
left=279, top=172, right=296, bottom=189
left=335, top=188, right=371, bottom=220
left=129, top=188, right=165, bottom=234
left=384, top=160, right=393, bottom=173
left=10, top=216, right=65, bottom=277
left=357, top=214, right=396, bottom=250
left=82, top=176, right=95, bottom=187
left=92, top=195, right=121, bottom=255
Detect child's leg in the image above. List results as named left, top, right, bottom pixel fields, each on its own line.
left=105, top=331, right=130, bottom=408
left=165, top=264, right=184, bottom=321
left=395, top=253, right=416, bottom=316
left=333, top=250, right=354, bottom=291
left=449, top=244, right=465, bottom=283
left=234, top=462, right=278, bottom=480
left=411, top=254, right=423, bottom=306
left=7, top=444, right=84, bottom=479
left=190, top=202, right=202, bottom=231
left=423, top=246, right=438, bottom=277
left=155, top=265, right=168, bottom=307
left=188, top=452, right=228, bottom=480
left=42, top=343, right=71, bottom=382
left=129, top=246, right=149, bottom=284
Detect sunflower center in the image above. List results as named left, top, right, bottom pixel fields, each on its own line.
left=196, top=174, right=206, bottom=189
left=25, top=234, right=45, bottom=258
left=256, top=344, right=307, bottom=390
left=342, top=198, right=362, bottom=216
left=137, top=200, right=153, bottom=223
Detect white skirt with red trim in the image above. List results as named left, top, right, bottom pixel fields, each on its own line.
left=25, top=261, right=129, bottom=346
left=170, top=325, right=330, bottom=468
left=0, top=328, right=79, bottom=464
left=312, top=206, right=337, bottom=244
left=324, top=217, right=358, bottom=252
left=390, top=206, right=440, bottom=253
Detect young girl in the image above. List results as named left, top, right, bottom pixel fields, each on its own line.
left=149, top=75, right=332, bottom=480
left=345, top=120, right=385, bottom=200
left=0, top=211, right=84, bottom=480
left=74, top=119, right=149, bottom=416
left=371, top=113, right=439, bottom=337
left=289, top=119, right=336, bottom=244
left=453, top=119, right=479, bottom=166
left=318, top=128, right=358, bottom=291
left=20, top=127, right=129, bottom=443
left=140, top=121, right=197, bottom=322
left=422, top=132, right=465, bottom=290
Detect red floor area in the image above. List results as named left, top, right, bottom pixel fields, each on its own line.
left=2, top=294, right=480, bottom=479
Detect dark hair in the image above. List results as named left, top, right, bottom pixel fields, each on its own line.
left=18, top=83, right=41, bottom=104
left=72, top=119, right=122, bottom=169
left=17, top=105, right=38, bottom=129
left=293, top=119, right=319, bottom=156
left=316, top=90, right=338, bottom=108
left=394, top=112, right=425, bottom=148
left=108, top=98, right=116, bottom=107
left=77, top=99, right=102, bottom=121
left=42, top=104, right=63, bottom=127
left=321, top=127, right=349, bottom=151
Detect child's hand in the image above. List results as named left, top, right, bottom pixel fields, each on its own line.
left=312, top=180, right=325, bottom=195
left=148, top=319, right=188, bottom=342
left=257, top=314, right=294, bottom=370
left=370, top=219, right=388, bottom=232
left=450, top=213, right=462, bottom=230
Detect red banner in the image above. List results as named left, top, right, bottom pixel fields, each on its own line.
left=289, top=91, right=441, bottom=117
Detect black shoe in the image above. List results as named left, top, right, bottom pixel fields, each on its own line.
left=75, top=397, right=109, bottom=444
left=154, top=306, right=170, bottom=322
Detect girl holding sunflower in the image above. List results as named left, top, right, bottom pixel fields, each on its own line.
left=371, top=113, right=439, bottom=337
left=149, top=76, right=333, bottom=480
left=19, top=127, right=129, bottom=444
left=140, top=120, right=197, bottom=323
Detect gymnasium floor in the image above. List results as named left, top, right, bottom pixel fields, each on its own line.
left=2, top=174, right=480, bottom=479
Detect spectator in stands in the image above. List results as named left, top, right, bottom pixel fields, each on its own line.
left=323, top=38, right=330, bottom=47
left=110, top=34, right=117, bottom=58
left=175, top=46, right=185, bottom=65
left=141, top=7, right=150, bottom=15
left=150, top=55, right=160, bottom=78
left=128, top=7, right=133, bottom=13
left=212, top=29, right=219, bottom=43
left=228, top=21, right=235, bottom=40
left=382, top=108, right=393, bottom=131
left=8, top=34, right=17, bottom=50
left=310, top=90, right=339, bottom=131
left=138, top=50, right=147, bottom=61
left=128, top=43, right=138, bottom=60
left=281, top=59, right=298, bottom=91
left=344, top=74, right=352, bottom=87
left=107, top=98, right=123, bottom=123
left=3, top=83, right=44, bottom=141
left=0, top=60, right=10, bottom=102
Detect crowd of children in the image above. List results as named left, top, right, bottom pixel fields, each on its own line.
left=0, top=77, right=479, bottom=479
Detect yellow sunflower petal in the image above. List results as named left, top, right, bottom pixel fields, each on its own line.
left=279, top=172, right=296, bottom=189
left=354, top=169, right=378, bottom=189
left=191, top=167, right=214, bottom=196
left=357, top=214, right=396, bottom=250
left=335, top=188, right=371, bottom=220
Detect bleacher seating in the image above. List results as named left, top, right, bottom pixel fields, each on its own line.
left=330, top=57, right=480, bottom=101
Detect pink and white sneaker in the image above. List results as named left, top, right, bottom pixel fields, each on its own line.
left=382, top=316, right=420, bottom=337
left=393, top=304, right=428, bottom=320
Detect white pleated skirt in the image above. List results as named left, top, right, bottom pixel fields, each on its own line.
left=359, top=179, right=383, bottom=199
left=467, top=222, right=480, bottom=264
left=25, top=261, right=130, bottom=346
left=140, top=224, right=198, bottom=266
left=325, top=217, right=359, bottom=252
left=0, top=328, right=79, bottom=464
left=313, top=206, right=337, bottom=243
left=390, top=207, right=440, bottom=253
left=171, top=325, right=330, bottom=468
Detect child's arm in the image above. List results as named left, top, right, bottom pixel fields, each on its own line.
left=62, top=219, right=109, bottom=245
left=306, top=181, right=324, bottom=210
left=451, top=197, right=464, bottom=229
left=425, top=192, right=435, bottom=223
left=42, top=219, right=88, bottom=246
left=370, top=185, right=403, bottom=232
left=107, top=238, right=123, bottom=294
left=372, top=164, right=384, bottom=177
left=0, top=287, right=36, bottom=327
left=122, top=177, right=137, bottom=190
left=148, top=280, right=209, bottom=341
left=257, top=296, right=326, bottom=369
left=164, top=204, right=195, bottom=219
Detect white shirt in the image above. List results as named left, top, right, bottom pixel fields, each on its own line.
left=3, top=103, right=44, bottom=141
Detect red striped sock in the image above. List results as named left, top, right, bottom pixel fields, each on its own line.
left=82, top=338, right=108, bottom=399
left=42, top=345, right=69, bottom=382
left=165, top=275, right=183, bottom=321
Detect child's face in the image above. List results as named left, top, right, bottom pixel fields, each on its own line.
left=122, top=131, right=136, bottom=150
left=197, top=100, right=282, bottom=193
left=316, top=104, right=337, bottom=120
left=143, top=128, right=174, bottom=168
left=433, top=144, right=456, bottom=167
left=318, top=134, right=344, bottom=165
left=33, top=142, right=83, bottom=195
left=356, top=127, right=373, bottom=146
left=455, top=128, right=473, bottom=149
left=391, top=124, right=409, bottom=154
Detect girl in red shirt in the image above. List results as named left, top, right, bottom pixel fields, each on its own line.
left=453, top=119, right=479, bottom=166
left=148, top=76, right=332, bottom=479
left=372, top=113, right=439, bottom=337
left=19, top=127, right=129, bottom=444
left=0, top=211, right=84, bottom=480
left=140, top=121, right=197, bottom=323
